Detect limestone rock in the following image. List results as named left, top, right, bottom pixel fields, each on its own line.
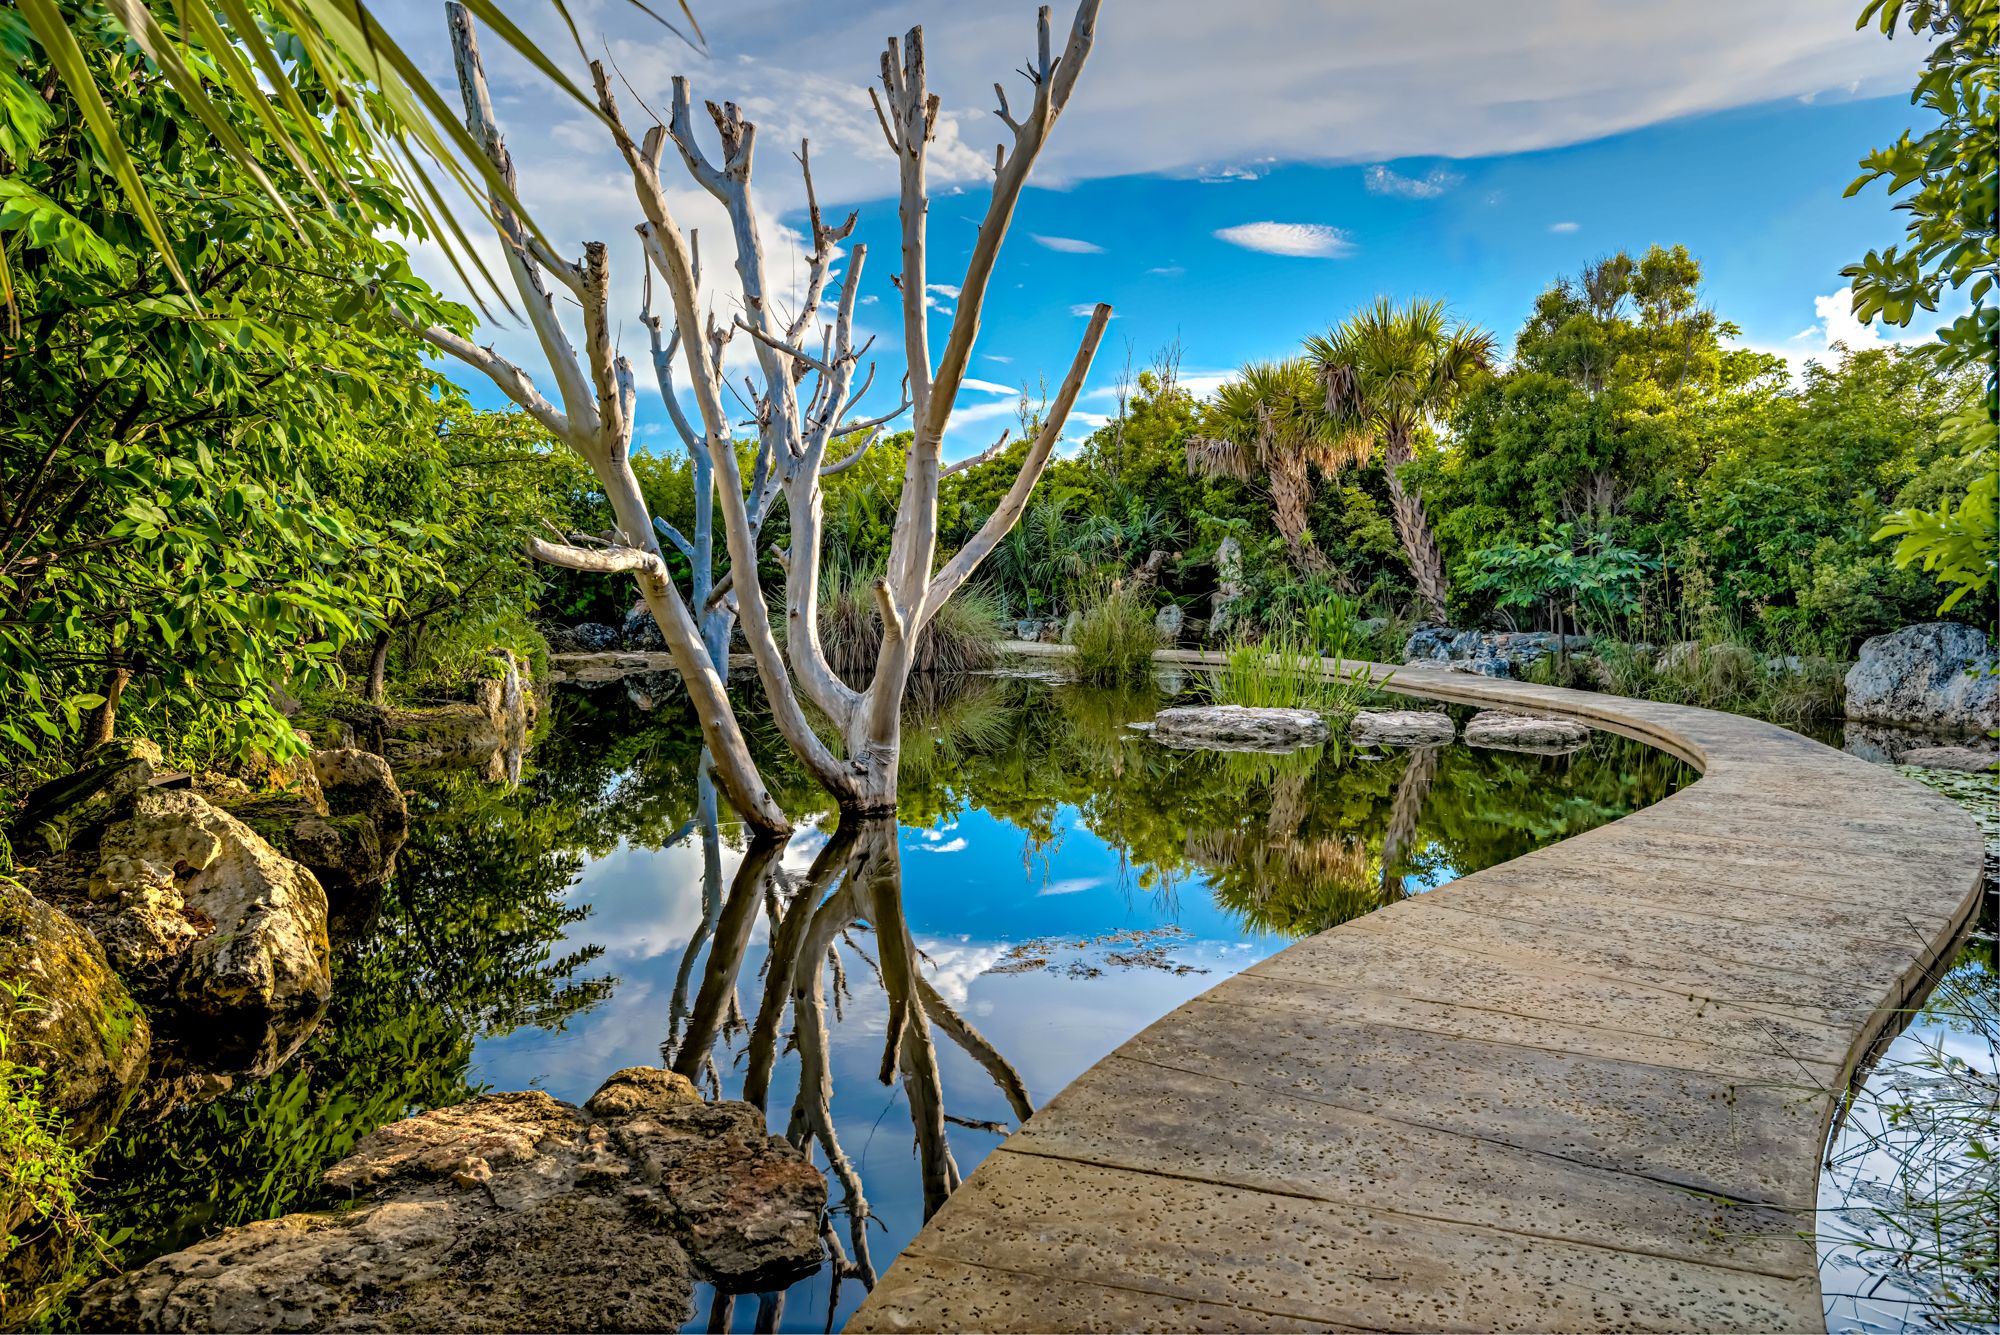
left=230, top=750, right=409, bottom=904
left=541, top=622, right=583, bottom=654
left=1846, top=623, right=2000, bottom=735
left=81, top=1067, right=826, bottom=1333
left=623, top=602, right=668, bottom=652
left=86, top=789, right=330, bottom=1074
left=571, top=621, right=621, bottom=653
left=1153, top=603, right=1185, bottom=646
left=1208, top=537, right=1244, bottom=642
left=1149, top=705, right=1328, bottom=753
left=1462, top=710, right=1591, bottom=753
left=1899, top=746, right=2000, bottom=773
left=1348, top=710, right=1456, bottom=747
left=1403, top=626, right=1590, bottom=680
left=9, top=738, right=163, bottom=856
left=0, top=881, right=150, bottom=1145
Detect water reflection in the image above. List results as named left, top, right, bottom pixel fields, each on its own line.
left=86, top=672, right=1690, bottom=1333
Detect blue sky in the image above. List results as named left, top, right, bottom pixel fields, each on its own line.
left=390, top=1, right=1934, bottom=461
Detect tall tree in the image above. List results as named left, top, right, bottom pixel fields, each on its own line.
left=1185, top=359, right=1364, bottom=582
left=405, top=1, right=1108, bottom=827
left=1307, top=298, right=1495, bottom=623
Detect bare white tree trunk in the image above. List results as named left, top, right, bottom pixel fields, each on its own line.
left=413, top=0, right=1107, bottom=821
left=407, top=4, right=791, bottom=834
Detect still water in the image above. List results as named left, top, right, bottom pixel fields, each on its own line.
left=89, top=670, right=1692, bottom=1331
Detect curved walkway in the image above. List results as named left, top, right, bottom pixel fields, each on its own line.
left=849, top=650, right=1987, bottom=1334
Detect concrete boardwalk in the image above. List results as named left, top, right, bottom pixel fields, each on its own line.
left=849, top=651, right=1987, bottom=1334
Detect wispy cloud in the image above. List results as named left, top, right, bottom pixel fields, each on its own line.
left=1214, top=221, right=1355, bottom=258
left=1195, top=163, right=1265, bottom=184
left=1037, top=876, right=1105, bottom=897
left=1364, top=165, right=1461, bottom=198
left=912, top=836, right=969, bottom=854
left=1033, top=234, right=1105, bottom=254
left=958, top=377, right=1017, bottom=396
left=1070, top=302, right=1117, bottom=318
left=1549, top=220, right=1581, bottom=233
left=1146, top=264, right=1185, bottom=277
left=985, top=354, right=1013, bottom=364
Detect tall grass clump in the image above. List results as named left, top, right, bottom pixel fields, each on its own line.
left=817, top=556, right=1005, bottom=685
left=1213, top=622, right=1378, bottom=718
left=1071, top=586, right=1158, bottom=685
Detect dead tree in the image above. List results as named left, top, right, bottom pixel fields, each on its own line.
left=593, top=1, right=1107, bottom=814
left=408, top=4, right=789, bottom=832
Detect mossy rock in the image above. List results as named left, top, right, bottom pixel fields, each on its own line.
left=0, top=880, right=151, bottom=1146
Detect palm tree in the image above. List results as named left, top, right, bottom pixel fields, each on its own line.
left=1185, top=358, right=1368, bottom=581
left=1306, top=299, right=1495, bottom=624
left=16, top=1, right=695, bottom=307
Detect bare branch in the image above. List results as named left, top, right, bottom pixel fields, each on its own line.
left=924, top=302, right=1110, bottom=623
left=401, top=312, right=572, bottom=441
left=653, top=516, right=695, bottom=560
left=941, top=429, right=1011, bottom=478
left=525, top=536, right=668, bottom=577
left=734, top=316, right=830, bottom=373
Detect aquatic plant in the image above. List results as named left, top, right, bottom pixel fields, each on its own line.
left=818, top=556, right=1006, bottom=685
left=1071, top=587, right=1159, bottom=685
left=1213, top=630, right=1377, bottom=718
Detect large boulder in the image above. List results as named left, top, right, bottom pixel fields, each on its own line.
left=1846, top=623, right=2000, bottom=735
left=1462, top=710, right=1591, bottom=753
left=228, top=749, right=409, bottom=905
left=1898, top=746, right=2000, bottom=773
left=0, top=881, right=150, bottom=1146
left=1207, top=537, right=1245, bottom=642
left=1148, top=705, right=1328, bottom=753
left=1153, top=603, right=1185, bottom=646
left=85, top=790, right=330, bottom=1075
left=623, top=602, right=668, bottom=652
left=1348, top=710, right=1456, bottom=747
left=8, top=738, right=165, bottom=857
left=81, top=1067, right=826, bottom=1333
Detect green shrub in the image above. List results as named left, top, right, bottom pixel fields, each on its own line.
left=0, top=984, right=112, bottom=1329
left=1071, top=588, right=1159, bottom=685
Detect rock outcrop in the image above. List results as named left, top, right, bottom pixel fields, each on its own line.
left=0, top=881, right=150, bottom=1145
left=1348, top=710, right=1457, bottom=747
left=228, top=749, right=408, bottom=904
left=570, top=621, right=621, bottom=652
left=1403, top=626, right=1591, bottom=679
left=84, top=790, right=330, bottom=1076
left=1462, top=710, right=1591, bottom=753
left=1207, top=537, right=1244, bottom=642
left=1846, top=623, right=2000, bottom=735
left=1153, top=603, right=1185, bottom=646
left=1147, top=705, right=1329, bottom=753
left=81, top=1067, right=827, bottom=1333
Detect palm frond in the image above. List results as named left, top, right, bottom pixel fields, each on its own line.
left=26, top=0, right=701, bottom=309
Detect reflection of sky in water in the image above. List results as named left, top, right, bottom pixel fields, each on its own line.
left=471, top=800, right=1321, bottom=1332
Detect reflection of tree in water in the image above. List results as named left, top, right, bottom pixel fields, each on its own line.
left=662, top=815, right=1034, bottom=1329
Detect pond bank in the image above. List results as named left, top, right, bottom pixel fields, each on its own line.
left=850, top=645, right=1987, bottom=1333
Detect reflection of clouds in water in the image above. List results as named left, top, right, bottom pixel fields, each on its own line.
left=916, top=938, right=1009, bottom=1009
left=559, top=840, right=713, bottom=962
left=912, top=837, right=968, bottom=854
left=475, top=976, right=665, bottom=1104
left=1036, top=876, right=1103, bottom=897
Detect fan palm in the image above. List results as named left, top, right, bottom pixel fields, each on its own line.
left=12, top=0, right=694, bottom=308
left=1185, top=358, right=1368, bottom=580
left=1305, top=298, right=1495, bottom=623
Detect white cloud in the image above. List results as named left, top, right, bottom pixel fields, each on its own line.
left=1033, top=234, right=1106, bottom=254
left=985, top=354, right=1013, bottom=364
left=1550, top=220, right=1581, bottom=233
left=1214, top=222, right=1355, bottom=258
left=1194, top=163, right=1267, bottom=184
left=927, top=282, right=962, bottom=299
left=1070, top=302, right=1118, bottom=317
left=1364, top=165, right=1461, bottom=198
left=1037, top=877, right=1105, bottom=897
left=1147, top=265, right=1185, bottom=277
left=1738, top=286, right=1915, bottom=375
left=912, top=836, right=969, bottom=854
left=958, top=377, right=1018, bottom=395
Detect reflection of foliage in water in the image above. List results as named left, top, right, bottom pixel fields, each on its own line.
left=84, top=701, right=714, bottom=1268
left=1822, top=768, right=1999, bottom=1334
left=897, top=674, right=1689, bottom=937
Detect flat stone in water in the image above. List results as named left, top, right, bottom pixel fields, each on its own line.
left=1347, top=710, right=1456, bottom=747
left=1898, top=745, right=2000, bottom=773
left=1462, top=710, right=1591, bottom=753
left=1149, top=705, right=1328, bottom=753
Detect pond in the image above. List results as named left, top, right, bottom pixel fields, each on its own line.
left=84, top=670, right=1693, bottom=1332
left=1820, top=767, right=2000, bottom=1335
